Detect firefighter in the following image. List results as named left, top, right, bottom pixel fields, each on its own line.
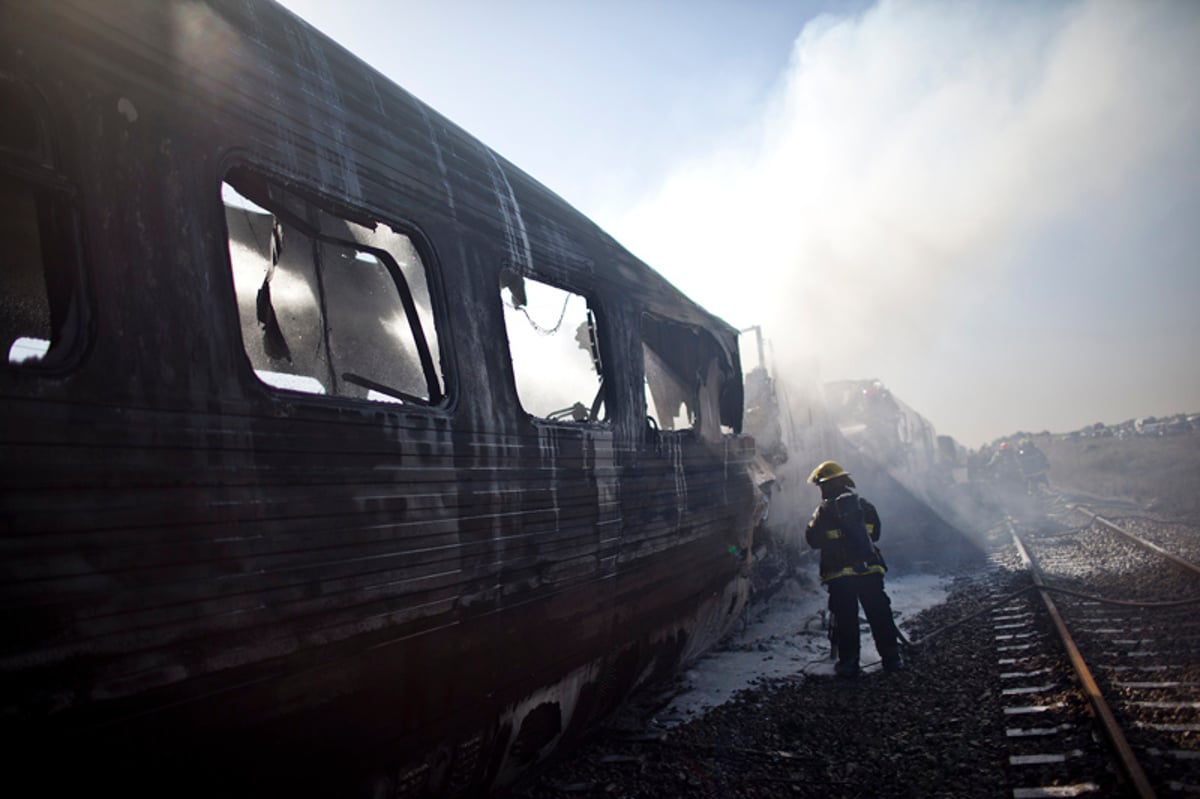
left=1016, top=438, right=1050, bottom=493
left=988, top=441, right=1023, bottom=493
left=805, top=460, right=905, bottom=677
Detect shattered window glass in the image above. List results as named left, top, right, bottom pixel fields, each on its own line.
left=642, top=314, right=725, bottom=440
left=223, top=167, right=444, bottom=405
left=1, top=77, right=81, bottom=370
left=500, top=271, right=606, bottom=423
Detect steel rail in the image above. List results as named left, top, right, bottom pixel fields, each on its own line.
left=1069, top=504, right=1200, bottom=578
left=1010, top=527, right=1157, bottom=799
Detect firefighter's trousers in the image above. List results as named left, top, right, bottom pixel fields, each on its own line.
left=827, top=573, right=898, bottom=667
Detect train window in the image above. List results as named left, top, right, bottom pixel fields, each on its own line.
left=0, top=80, right=52, bottom=167
left=500, top=271, right=606, bottom=423
left=641, top=314, right=724, bottom=440
left=1, top=177, right=51, bottom=364
left=222, top=166, right=444, bottom=405
left=1, top=78, right=83, bottom=371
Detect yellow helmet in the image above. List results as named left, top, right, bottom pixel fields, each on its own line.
left=808, top=460, right=850, bottom=484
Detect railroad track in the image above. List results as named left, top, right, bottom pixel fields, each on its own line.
left=990, top=501, right=1200, bottom=797
left=504, top=493, right=1200, bottom=799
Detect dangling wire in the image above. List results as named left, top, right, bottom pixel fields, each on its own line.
left=507, top=291, right=572, bottom=336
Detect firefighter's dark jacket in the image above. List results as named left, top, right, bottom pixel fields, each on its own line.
left=805, top=490, right=886, bottom=583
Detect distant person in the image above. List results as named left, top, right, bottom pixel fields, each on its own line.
left=805, top=460, right=904, bottom=677
left=1016, top=438, right=1050, bottom=493
left=988, top=441, right=1023, bottom=491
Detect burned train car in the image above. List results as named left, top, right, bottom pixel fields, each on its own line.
left=0, top=1, right=759, bottom=794
left=823, top=378, right=980, bottom=530
left=825, top=379, right=949, bottom=478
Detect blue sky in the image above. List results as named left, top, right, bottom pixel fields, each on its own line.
left=277, top=0, right=1199, bottom=447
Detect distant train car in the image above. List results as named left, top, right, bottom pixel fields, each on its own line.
left=0, top=1, right=759, bottom=794
left=824, top=378, right=961, bottom=483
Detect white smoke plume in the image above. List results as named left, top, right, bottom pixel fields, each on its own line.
left=612, top=0, right=1200, bottom=445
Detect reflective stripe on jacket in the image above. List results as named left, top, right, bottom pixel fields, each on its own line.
left=805, top=491, right=885, bottom=583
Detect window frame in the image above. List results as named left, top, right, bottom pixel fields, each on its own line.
left=218, top=157, right=452, bottom=411
left=0, top=76, right=89, bottom=376
left=498, top=268, right=613, bottom=428
left=639, top=311, right=730, bottom=441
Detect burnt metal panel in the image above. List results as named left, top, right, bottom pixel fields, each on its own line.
left=0, top=0, right=759, bottom=794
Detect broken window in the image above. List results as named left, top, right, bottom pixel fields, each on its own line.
left=1, top=78, right=83, bottom=369
left=223, top=166, right=444, bottom=405
left=500, top=271, right=606, bottom=423
left=642, top=314, right=726, bottom=440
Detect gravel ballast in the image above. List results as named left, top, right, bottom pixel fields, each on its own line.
left=503, top=558, right=1031, bottom=799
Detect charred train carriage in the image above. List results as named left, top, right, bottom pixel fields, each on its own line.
left=0, top=1, right=759, bottom=794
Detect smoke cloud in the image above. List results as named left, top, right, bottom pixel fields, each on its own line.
left=611, top=0, right=1200, bottom=445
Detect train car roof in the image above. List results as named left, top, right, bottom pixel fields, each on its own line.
left=9, top=0, right=738, bottom=349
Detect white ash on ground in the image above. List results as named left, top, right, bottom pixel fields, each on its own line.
left=500, top=563, right=1023, bottom=799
